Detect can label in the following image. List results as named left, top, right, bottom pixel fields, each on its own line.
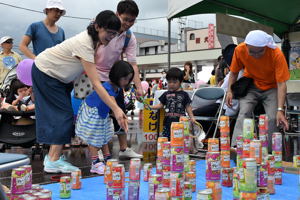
left=130, top=159, right=141, bottom=180
left=128, top=181, right=140, bottom=200
left=259, top=115, right=269, bottom=131
left=220, top=134, right=230, bottom=150
left=71, top=170, right=82, bottom=189
left=259, top=130, right=268, bottom=147
left=205, top=152, right=221, bottom=181
left=257, top=164, right=268, bottom=187
left=162, top=142, right=171, bottom=166
left=236, top=136, right=243, bottom=155
left=275, top=168, right=282, bottom=185
left=233, top=172, right=240, bottom=198
left=272, top=132, right=282, bottom=151
left=156, top=157, right=163, bottom=176
left=184, top=154, right=190, bottom=172
left=170, top=147, right=184, bottom=172
left=239, top=159, right=257, bottom=192
left=170, top=172, right=183, bottom=197
left=272, top=151, right=282, bottom=168
left=208, top=138, right=219, bottom=152
left=242, top=139, right=251, bottom=158
left=106, top=181, right=113, bottom=200
left=11, top=168, right=26, bottom=195
left=189, top=160, right=196, bottom=173
left=249, top=140, right=262, bottom=163
left=22, top=166, right=32, bottom=191
left=112, top=165, right=125, bottom=188
left=163, top=165, right=171, bottom=187
left=240, top=191, right=257, bottom=199
left=113, top=188, right=125, bottom=200
left=293, top=155, right=300, bottom=167
left=222, top=168, right=233, bottom=187
left=143, top=164, right=152, bottom=181
left=266, top=155, right=275, bottom=175
left=184, top=136, right=190, bottom=154
left=60, top=176, right=71, bottom=199
left=206, top=181, right=222, bottom=200
left=220, top=116, right=230, bottom=133
left=243, top=118, right=254, bottom=139
left=157, top=137, right=168, bottom=157
left=149, top=175, right=163, bottom=199
left=186, top=172, right=196, bottom=192
left=268, top=175, right=275, bottom=194
left=180, top=116, right=190, bottom=136
left=106, top=159, right=118, bottom=182
left=171, top=122, right=184, bottom=147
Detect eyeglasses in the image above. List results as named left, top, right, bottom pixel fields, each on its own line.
left=248, top=51, right=265, bottom=56
left=105, top=29, right=119, bottom=37
left=119, top=16, right=137, bottom=24
left=3, top=41, right=13, bottom=44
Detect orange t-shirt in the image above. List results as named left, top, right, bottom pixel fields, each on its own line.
left=230, top=43, right=290, bottom=91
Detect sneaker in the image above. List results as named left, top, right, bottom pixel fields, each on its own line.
left=44, top=156, right=79, bottom=173
left=20, top=104, right=28, bottom=111
left=90, top=162, right=105, bottom=175
left=7, top=105, right=18, bottom=111
left=43, top=154, right=50, bottom=166
left=119, top=147, right=143, bottom=159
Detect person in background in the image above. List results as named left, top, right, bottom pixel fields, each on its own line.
left=209, top=69, right=216, bottom=85
left=0, top=36, right=22, bottom=83
left=183, top=61, right=195, bottom=83
left=159, top=70, right=168, bottom=89
left=152, top=79, right=159, bottom=98
left=147, top=67, right=195, bottom=141
left=215, top=55, right=223, bottom=86
left=19, top=0, right=66, bottom=58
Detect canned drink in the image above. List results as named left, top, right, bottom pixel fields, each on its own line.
left=71, top=169, right=81, bottom=189
left=272, top=151, right=282, bottom=168
left=221, top=150, right=230, bottom=168
left=40, top=189, right=52, bottom=196
left=261, top=146, right=268, bottom=157
left=239, top=191, right=257, bottom=199
left=243, top=118, right=255, bottom=139
left=205, top=152, right=221, bottom=180
left=162, top=142, right=171, bottom=166
left=232, top=171, right=240, bottom=198
left=220, top=133, right=230, bottom=150
left=272, top=132, right=282, bottom=151
left=113, top=164, right=125, bottom=188
left=183, top=182, right=192, bottom=200
left=184, top=154, right=190, bottom=173
left=128, top=180, right=140, bottom=200
left=220, top=116, right=230, bottom=133
left=266, top=155, right=275, bottom=175
left=23, top=197, right=37, bottom=200
left=158, top=137, right=169, bottom=157
left=184, top=136, right=190, bottom=154
left=11, top=168, right=26, bottom=195
left=149, top=174, right=163, bottom=200
left=170, top=147, right=184, bottom=172
left=185, top=172, right=196, bottom=192
left=156, top=157, right=163, bottom=176
left=236, top=136, right=243, bottom=155
left=268, top=174, right=275, bottom=194
left=257, top=187, right=269, bottom=200
left=106, top=159, right=118, bottom=182
left=5, top=191, right=11, bottom=199
left=24, top=190, right=35, bottom=195
left=143, top=163, right=153, bottom=181
left=106, top=181, right=113, bottom=200
left=155, top=188, right=171, bottom=200
left=205, top=180, right=222, bottom=200
left=196, top=189, right=214, bottom=200
left=238, top=158, right=257, bottom=192
left=249, top=140, right=262, bottom=163
left=22, top=165, right=32, bottom=190
left=221, top=168, right=233, bottom=187
left=169, top=172, right=183, bottom=197
left=275, top=167, right=282, bottom=185
left=208, top=138, right=219, bottom=152
left=17, top=194, right=31, bottom=200
left=171, top=122, right=185, bottom=147
left=104, top=166, right=107, bottom=184
left=32, top=186, right=43, bottom=192
left=37, top=194, right=51, bottom=200
left=162, top=165, right=171, bottom=188
left=59, top=176, right=71, bottom=199
left=31, top=184, right=40, bottom=190
left=259, top=114, right=269, bottom=131
left=113, top=188, right=125, bottom=200
left=259, top=130, right=268, bottom=147
left=32, top=192, right=44, bottom=197
left=189, top=160, right=196, bottom=173
left=257, top=163, right=268, bottom=187
left=236, top=154, right=243, bottom=171
left=293, top=155, right=300, bottom=167
left=242, top=138, right=251, bottom=158
left=130, top=158, right=141, bottom=180
left=180, top=116, right=190, bottom=136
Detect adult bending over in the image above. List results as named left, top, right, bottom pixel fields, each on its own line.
left=226, top=30, right=289, bottom=152
left=32, top=10, right=127, bottom=173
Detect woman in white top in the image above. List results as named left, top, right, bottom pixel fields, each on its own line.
left=31, top=10, right=127, bottom=173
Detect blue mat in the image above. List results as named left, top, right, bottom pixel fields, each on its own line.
left=42, top=160, right=298, bottom=199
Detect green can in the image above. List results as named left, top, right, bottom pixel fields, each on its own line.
left=232, top=171, right=240, bottom=198
left=60, top=176, right=71, bottom=198
left=239, top=158, right=257, bottom=192
left=243, top=118, right=254, bottom=139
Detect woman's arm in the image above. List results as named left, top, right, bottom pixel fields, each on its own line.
left=183, top=69, right=189, bottom=81
left=80, top=58, right=127, bottom=131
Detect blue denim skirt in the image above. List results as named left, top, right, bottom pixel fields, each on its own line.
left=31, top=63, right=73, bottom=144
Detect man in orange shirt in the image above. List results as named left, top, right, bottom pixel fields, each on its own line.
left=226, top=30, right=289, bottom=152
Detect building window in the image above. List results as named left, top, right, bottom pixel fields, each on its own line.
left=155, top=46, right=158, bottom=54
left=190, top=33, right=195, bottom=40
left=145, top=47, right=149, bottom=55
left=161, top=46, right=164, bottom=51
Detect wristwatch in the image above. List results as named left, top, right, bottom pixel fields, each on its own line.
left=277, top=108, right=284, bottom=112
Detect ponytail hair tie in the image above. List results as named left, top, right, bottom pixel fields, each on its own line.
left=89, top=18, right=96, bottom=27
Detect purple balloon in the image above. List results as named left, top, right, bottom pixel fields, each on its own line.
left=16, top=59, right=34, bottom=86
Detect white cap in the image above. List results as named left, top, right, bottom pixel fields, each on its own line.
left=43, top=0, right=66, bottom=16
left=0, top=36, right=13, bottom=44
left=245, top=30, right=277, bottom=49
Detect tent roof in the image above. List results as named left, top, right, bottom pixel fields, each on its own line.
left=168, top=0, right=300, bottom=37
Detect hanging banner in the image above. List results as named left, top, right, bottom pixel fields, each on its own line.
left=208, top=23, right=214, bottom=49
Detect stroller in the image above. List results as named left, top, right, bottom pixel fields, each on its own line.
left=0, top=65, right=45, bottom=160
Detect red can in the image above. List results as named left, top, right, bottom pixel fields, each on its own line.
left=275, top=167, right=282, bottom=185
left=129, top=158, right=141, bottom=180
left=162, top=165, right=171, bottom=187
left=169, top=172, right=183, bottom=197
left=259, top=114, right=268, bottom=131
left=242, top=138, right=251, bottom=158
left=220, top=133, right=230, bottom=151
left=185, top=172, right=196, bottom=192
left=71, top=169, right=82, bottom=189
left=266, top=155, right=275, bottom=175
left=268, top=174, right=275, bottom=194
left=221, top=168, right=233, bottom=187
left=112, top=164, right=125, bottom=188
left=143, top=163, right=152, bottom=182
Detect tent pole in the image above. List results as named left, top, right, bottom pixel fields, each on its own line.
left=168, top=19, right=171, bottom=70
